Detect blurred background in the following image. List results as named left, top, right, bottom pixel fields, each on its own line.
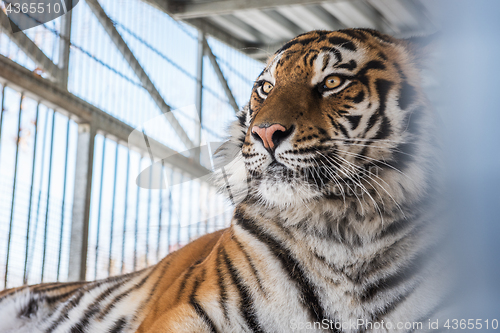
left=1, top=3, right=496, bottom=322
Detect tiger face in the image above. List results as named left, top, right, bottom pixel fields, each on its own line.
left=219, top=29, right=434, bottom=214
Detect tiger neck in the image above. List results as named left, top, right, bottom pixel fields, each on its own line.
left=233, top=192, right=435, bottom=286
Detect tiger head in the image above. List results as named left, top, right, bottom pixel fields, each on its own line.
left=216, top=29, right=437, bottom=218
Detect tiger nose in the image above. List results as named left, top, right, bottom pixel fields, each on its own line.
left=251, top=123, right=292, bottom=151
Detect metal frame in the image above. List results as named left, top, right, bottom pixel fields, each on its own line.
left=0, top=10, right=61, bottom=81
left=0, top=54, right=213, bottom=281
left=0, top=55, right=210, bottom=178
left=0, top=0, right=241, bottom=283
left=68, top=122, right=96, bottom=281
left=203, top=38, right=239, bottom=113
left=194, top=30, right=204, bottom=147
left=85, top=0, right=195, bottom=151
left=57, top=0, right=73, bottom=87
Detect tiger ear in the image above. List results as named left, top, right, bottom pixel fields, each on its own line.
left=403, top=33, right=441, bottom=69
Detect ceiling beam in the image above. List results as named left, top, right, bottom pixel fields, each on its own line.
left=163, top=0, right=347, bottom=20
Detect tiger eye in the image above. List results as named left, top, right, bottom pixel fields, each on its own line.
left=324, top=75, right=343, bottom=89
left=262, top=82, right=274, bottom=94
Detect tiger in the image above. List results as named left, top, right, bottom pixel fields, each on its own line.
left=0, top=28, right=450, bottom=333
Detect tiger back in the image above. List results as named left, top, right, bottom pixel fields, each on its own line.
left=0, top=28, right=448, bottom=333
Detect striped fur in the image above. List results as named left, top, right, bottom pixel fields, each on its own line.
left=0, top=29, right=449, bottom=332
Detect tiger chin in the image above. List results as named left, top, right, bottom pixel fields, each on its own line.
left=0, top=29, right=450, bottom=333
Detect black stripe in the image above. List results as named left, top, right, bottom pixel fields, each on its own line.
left=45, top=289, right=83, bottom=305
left=19, top=297, right=39, bottom=318
left=399, top=80, right=417, bottom=111
left=373, top=116, right=391, bottom=140
left=237, top=113, right=246, bottom=127
left=98, top=268, right=159, bottom=321
left=69, top=307, right=99, bottom=333
left=357, top=29, right=395, bottom=44
left=189, top=269, right=219, bottom=333
left=276, top=37, right=317, bottom=54
left=322, top=54, right=331, bottom=72
left=235, top=210, right=339, bottom=332
left=329, top=36, right=356, bottom=51
left=357, top=60, right=386, bottom=81
left=360, top=240, right=441, bottom=303
left=371, top=283, right=419, bottom=320
left=337, top=122, right=350, bottom=138
left=321, top=46, right=342, bottom=63
left=29, top=281, right=87, bottom=296
left=336, top=59, right=357, bottom=71
left=364, top=79, right=393, bottom=139
left=176, top=264, right=197, bottom=301
left=345, top=115, right=362, bottom=130
left=216, top=248, right=230, bottom=321
left=349, top=90, right=365, bottom=104
left=222, top=248, right=265, bottom=333
left=338, top=29, right=369, bottom=42
left=69, top=277, right=128, bottom=332
left=327, top=114, right=339, bottom=130
left=108, top=317, right=127, bottom=333
left=390, top=141, right=417, bottom=171
left=378, top=51, right=388, bottom=61
left=378, top=217, right=415, bottom=239
left=45, top=281, right=106, bottom=333
left=374, top=79, right=393, bottom=117
left=232, top=236, right=266, bottom=294
left=309, top=53, right=318, bottom=67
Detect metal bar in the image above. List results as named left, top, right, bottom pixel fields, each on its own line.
left=133, top=156, right=142, bottom=271
left=108, top=142, right=119, bottom=276
left=4, top=93, right=23, bottom=289
left=23, top=102, right=39, bottom=284
left=142, top=130, right=154, bottom=266
left=0, top=54, right=211, bottom=181
left=187, top=178, right=193, bottom=242
left=176, top=174, right=184, bottom=248
left=0, top=85, right=5, bottom=158
left=197, top=182, right=203, bottom=238
left=156, top=161, right=164, bottom=262
left=166, top=169, right=174, bottom=254
left=0, top=10, right=61, bottom=80
left=194, top=30, right=204, bottom=147
left=85, top=0, right=195, bottom=151
left=41, top=110, right=56, bottom=282
left=203, top=38, right=239, bottom=113
left=145, top=154, right=153, bottom=266
left=120, top=150, right=130, bottom=274
left=68, top=122, right=96, bottom=281
left=204, top=184, right=209, bottom=234
left=94, top=137, right=107, bottom=280
left=27, top=107, right=50, bottom=280
left=57, top=0, right=73, bottom=87
left=56, top=117, right=71, bottom=281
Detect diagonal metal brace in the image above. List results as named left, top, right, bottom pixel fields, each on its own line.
left=0, top=10, right=61, bottom=81
left=203, top=38, right=240, bottom=113
left=85, top=0, right=195, bottom=150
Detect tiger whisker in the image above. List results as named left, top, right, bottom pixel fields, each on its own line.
left=332, top=153, right=406, bottom=219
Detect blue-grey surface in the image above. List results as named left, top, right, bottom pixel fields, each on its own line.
left=442, top=0, right=500, bottom=323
